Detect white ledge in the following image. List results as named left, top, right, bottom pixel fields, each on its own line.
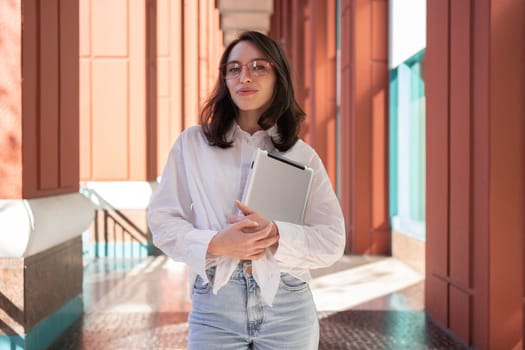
left=0, top=193, right=95, bottom=258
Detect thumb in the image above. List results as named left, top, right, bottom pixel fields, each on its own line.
left=236, top=200, right=255, bottom=215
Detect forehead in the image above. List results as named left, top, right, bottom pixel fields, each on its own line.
left=227, top=41, right=265, bottom=62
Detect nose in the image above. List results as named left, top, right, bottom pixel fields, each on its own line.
left=239, top=66, right=253, bottom=83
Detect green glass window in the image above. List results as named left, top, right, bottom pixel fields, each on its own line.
left=389, top=50, right=426, bottom=241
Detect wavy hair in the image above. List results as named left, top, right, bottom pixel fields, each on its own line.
left=200, top=31, right=305, bottom=152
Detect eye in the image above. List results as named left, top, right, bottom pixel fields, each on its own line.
left=227, top=64, right=241, bottom=74
left=252, top=60, right=268, bottom=72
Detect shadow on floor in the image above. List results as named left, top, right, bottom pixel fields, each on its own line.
left=319, top=310, right=468, bottom=350
left=49, top=256, right=469, bottom=350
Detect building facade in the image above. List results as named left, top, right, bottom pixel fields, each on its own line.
left=0, top=0, right=523, bottom=349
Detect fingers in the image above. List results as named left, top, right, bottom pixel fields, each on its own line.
left=234, top=202, right=272, bottom=231
left=242, top=248, right=266, bottom=260
left=236, top=221, right=277, bottom=250
left=233, top=218, right=259, bottom=230
left=241, top=237, right=276, bottom=259
left=235, top=200, right=255, bottom=215
left=255, top=234, right=279, bottom=249
left=228, top=215, right=244, bottom=224
left=214, top=215, right=277, bottom=260
left=210, top=218, right=278, bottom=260
left=245, top=235, right=278, bottom=260
left=244, top=221, right=273, bottom=238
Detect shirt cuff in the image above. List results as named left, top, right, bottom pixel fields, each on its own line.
left=184, top=228, right=218, bottom=280
left=272, top=220, right=302, bottom=262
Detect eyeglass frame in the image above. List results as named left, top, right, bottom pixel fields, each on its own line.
left=219, top=59, right=274, bottom=80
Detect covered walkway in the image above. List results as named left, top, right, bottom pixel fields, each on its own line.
left=50, top=255, right=466, bottom=349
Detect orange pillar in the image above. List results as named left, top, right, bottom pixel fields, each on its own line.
left=20, top=0, right=80, bottom=197
left=0, top=0, right=23, bottom=199
left=154, top=0, right=223, bottom=175
left=339, top=0, right=390, bottom=254
left=79, top=0, right=148, bottom=181
left=309, top=0, right=337, bottom=188
left=155, top=0, right=184, bottom=174
left=425, top=0, right=524, bottom=348
left=270, top=0, right=337, bottom=189
left=272, top=0, right=389, bottom=254
left=0, top=1, right=92, bottom=348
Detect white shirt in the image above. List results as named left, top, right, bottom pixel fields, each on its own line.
left=147, top=124, right=345, bottom=306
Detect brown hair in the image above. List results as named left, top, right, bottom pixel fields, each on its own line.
left=200, top=31, right=306, bottom=152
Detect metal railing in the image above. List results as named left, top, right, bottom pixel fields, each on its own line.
left=82, top=188, right=157, bottom=258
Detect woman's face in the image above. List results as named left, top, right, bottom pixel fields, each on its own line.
left=225, top=41, right=276, bottom=117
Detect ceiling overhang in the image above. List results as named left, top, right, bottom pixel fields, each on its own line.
left=217, top=0, right=274, bottom=45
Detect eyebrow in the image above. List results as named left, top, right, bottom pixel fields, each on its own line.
left=225, top=58, right=269, bottom=64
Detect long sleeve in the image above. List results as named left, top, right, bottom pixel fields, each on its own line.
left=147, top=125, right=345, bottom=304
left=273, top=152, right=346, bottom=270
left=147, top=139, right=217, bottom=280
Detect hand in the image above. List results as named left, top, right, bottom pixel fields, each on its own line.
left=228, top=201, right=280, bottom=252
left=207, top=217, right=279, bottom=260
left=228, top=201, right=272, bottom=232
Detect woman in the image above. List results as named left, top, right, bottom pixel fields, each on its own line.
left=147, top=31, right=345, bottom=349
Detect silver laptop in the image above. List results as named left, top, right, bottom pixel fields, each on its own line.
left=241, top=149, right=313, bottom=224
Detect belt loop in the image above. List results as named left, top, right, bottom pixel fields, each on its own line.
left=244, top=261, right=252, bottom=275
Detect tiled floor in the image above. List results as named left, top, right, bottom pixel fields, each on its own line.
left=51, top=255, right=468, bottom=350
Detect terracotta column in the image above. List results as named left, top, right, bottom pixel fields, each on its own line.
left=425, top=0, right=524, bottom=348
left=0, top=0, right=93, bottom=348
left=339, top=0, right=390, bottom=254
left=270, top=0, right=338, bottom=191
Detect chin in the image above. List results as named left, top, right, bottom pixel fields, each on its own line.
left=235, top=103, right=264, bottom=112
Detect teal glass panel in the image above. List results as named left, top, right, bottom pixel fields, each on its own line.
left=389, top=49, right=426, bottom=240
left=408, top=60, right=425, bottom=222
left=389, top=69, right=399, bottom=218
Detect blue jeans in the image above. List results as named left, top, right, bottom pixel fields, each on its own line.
left=188, top=261, right=319, bottom=349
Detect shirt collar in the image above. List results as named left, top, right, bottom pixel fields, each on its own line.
left=227, top=121, right=279, bottom=143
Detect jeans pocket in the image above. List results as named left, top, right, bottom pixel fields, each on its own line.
left=193, top=274, right=212, bottom=294
left=280, top=273, right=308, bottom=292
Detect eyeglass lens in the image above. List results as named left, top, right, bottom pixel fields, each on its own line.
left=223, top=60, right=271, bottom=79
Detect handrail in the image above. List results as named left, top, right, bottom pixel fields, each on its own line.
left=81, top=188, right=154, bottom=258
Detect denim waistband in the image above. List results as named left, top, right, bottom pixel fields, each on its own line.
left=206, top=261, right=253, bottom=282
left=231, top=261, right=252, bottom=279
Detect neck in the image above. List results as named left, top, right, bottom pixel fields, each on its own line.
left=236, top=112, right=262, bottom=135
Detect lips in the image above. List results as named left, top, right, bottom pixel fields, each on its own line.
left=236, top=88, right=258, bottom=96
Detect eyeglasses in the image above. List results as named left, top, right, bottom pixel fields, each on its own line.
left=220, top=59, right=273, bottom=80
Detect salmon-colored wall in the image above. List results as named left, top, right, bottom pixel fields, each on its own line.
left=270, top=0, right=337, bottom=188
left=271, top=0, right=389, bottom=255
left=80, top=0, right=222, bottom=180
left=0, top=0, right=22, bottom=198
left=339, top=0, right=352, bottom=253
left=426, top=0, right=524, bottom=348
left=20, top=0, right=79, bottom=198
left=489, top=0, right=524, bottom=347
left=339, top=0, right=389, bottom=254
left=79, top=0, right=147, bottom=181
left=181, top=0, right=223, bottom=147
left=155, top=0, right=182, bottom=176
left=154, top=0, right=223, bottom=175
left=155, top=0, right=222, bottom=173
left=308, top=0, right=337, bottom=189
